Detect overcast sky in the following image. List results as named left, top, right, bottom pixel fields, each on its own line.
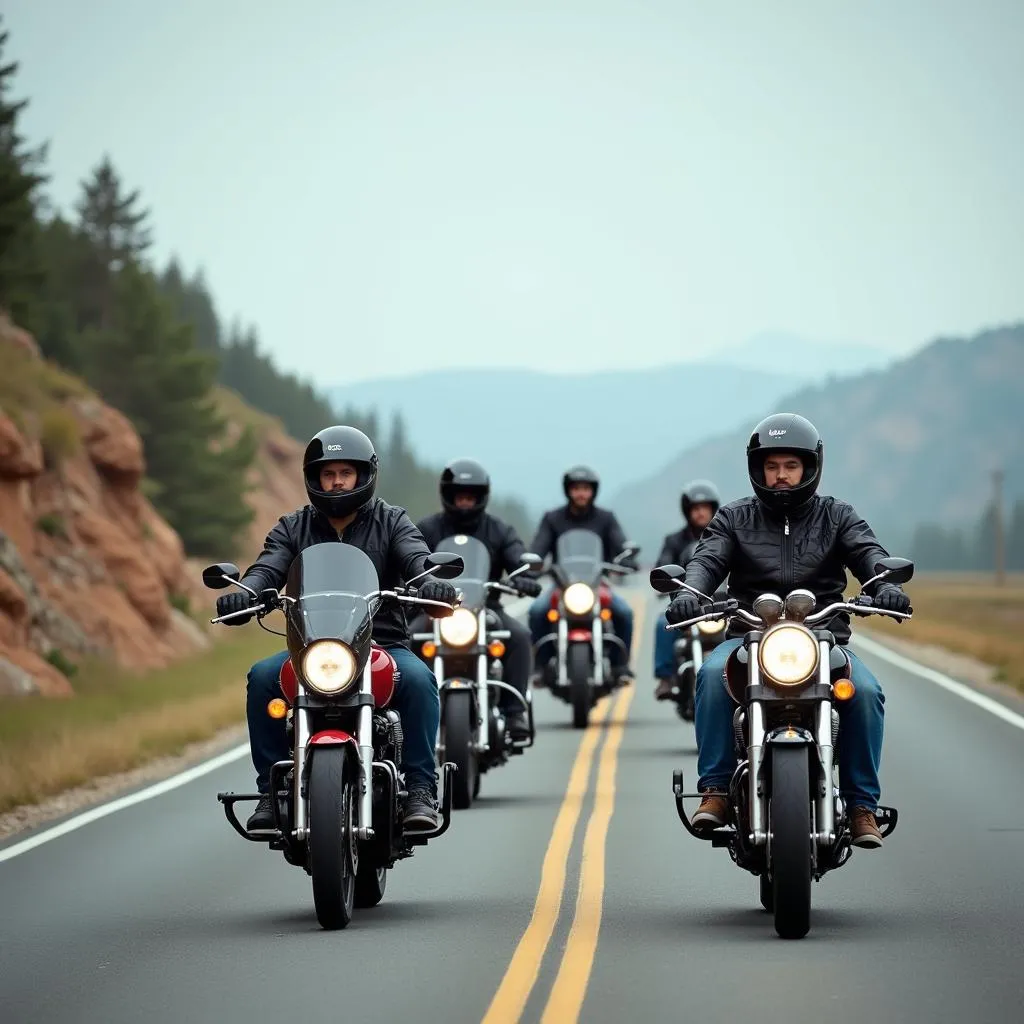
left=5, top=0, right=1022, bottom=382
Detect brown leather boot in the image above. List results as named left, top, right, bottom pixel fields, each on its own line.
left=850, top=806, right=884, bottom=849
left=692, top=792, right=729, bottom=830
left=654, top=677, right=674, bottom=701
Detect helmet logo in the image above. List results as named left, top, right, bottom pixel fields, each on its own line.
left=454, top=535, right=469, bottom=544
left=458, top=473, right=473, bottom=480
left=326, top=444, right=344, bottom=451
left=768, top=429, right=787, bottom=438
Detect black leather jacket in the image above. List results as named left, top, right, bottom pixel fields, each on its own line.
left=657, top=524, right=704, bottom=567
left=682, top=494, right=898, bottom=644
left=530, top=504, right=631, bottom=565
left=417, top=511, right=528, bottom=606
left=240, top=498, right=438, bottom=648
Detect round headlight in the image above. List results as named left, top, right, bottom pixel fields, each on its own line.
left=302, top=640, right=358, bottom=695
left=563, top=583, right=596, bottom=616
left=439, top=607, right=479, bottom=647
left=697, top=618, right=726, bottom=635
left=757, top=625, right=819, bottom=687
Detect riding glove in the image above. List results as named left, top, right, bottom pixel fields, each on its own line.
left=665, top=592, right=704, bottom=625
left=515, top=576, right=543, bottom=598
left=215, top=591, right=254, bottom=625
left=873, top=586, right=912, bottom=615
left=419, top=579, right=458, bottom=617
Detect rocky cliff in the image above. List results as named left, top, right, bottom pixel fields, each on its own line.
left=0, top=315, right=210, bottom=696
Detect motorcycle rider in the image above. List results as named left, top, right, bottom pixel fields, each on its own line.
left=653, top=479, right=721, bottom=701
left=215, top=426, right=459, bottom=834
left=665, top=413, right=911, bottom=848
left=413, top=458, right=542, bottom=740
left=527, top=465, right=637, bottom=685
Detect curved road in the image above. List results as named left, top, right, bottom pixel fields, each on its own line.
left=2, top=589, right=1023, bottom=1023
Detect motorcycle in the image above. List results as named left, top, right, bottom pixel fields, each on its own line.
left=412, top=535, right=542, bottom=810
left=203, top=543, right=464, bottom=931
left=536, top=529, right=639, bottom=728
left=650, top=556, right=913, bottom=939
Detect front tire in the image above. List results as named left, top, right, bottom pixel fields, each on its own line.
left=443, top=690, right=477, bottom=810
left=769, top=745, right=813, bottom=939
left=354, top=864, right=387, bottom=908
left=759, top=873, right=774, bottom=912
left=308, top=748, right=357, bottom=930
left=568, top=644, right=592, bottom=729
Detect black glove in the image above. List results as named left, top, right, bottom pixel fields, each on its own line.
left=515, top=576, right=542, bottom=598
left=873, top=586, right=912, bottom=615
left=215, top=591, right=254, bottom=625
left=620, top=556, right=639, bottom=572
left=665, top=592, right=704, bottom=625
left=419, top=579, right=458, bottom=618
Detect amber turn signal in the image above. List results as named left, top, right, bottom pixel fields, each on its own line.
left=421, top=641, right=437, bottom=659
left=832, top=678, right=856, bottom=701
left=488, top=640, right=506, bottom=658
left=267, top=698, right=288, bottom=719
left=600, top=608, right=613, bottom=621
left=546, top=609, right=559, bottom=622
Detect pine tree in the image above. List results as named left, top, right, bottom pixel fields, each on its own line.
left=0, top=17, right=47, bottom=326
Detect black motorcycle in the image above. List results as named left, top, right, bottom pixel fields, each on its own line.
left=651, top=556, right=912, bottom=939
left=203, top=543, right=463, bottom=930
left=536, top=528, right=639, bottom=728
left=412, top=534, right=541, bottom=810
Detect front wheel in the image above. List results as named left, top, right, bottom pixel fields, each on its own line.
left=308, top=748, right=357, bottom=930
left=568, top=643, right=592, bottom=729
left=443, top=690, right=477, bottom=810
left=354, top=863, right=387, bottom=908
left=759, top=873, right=773, bottom=912
left=769, top=745, right=813, bottom=939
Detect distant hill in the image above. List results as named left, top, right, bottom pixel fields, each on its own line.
left=611, top=324, right=1024, bottom=558
left=701, top=331, right=894, bottom=379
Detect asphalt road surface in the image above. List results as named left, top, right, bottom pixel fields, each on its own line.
left=2, top=589, right=1023, bottom=1024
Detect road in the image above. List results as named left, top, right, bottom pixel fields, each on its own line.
left=2, top=588, right=1023, bottom=1024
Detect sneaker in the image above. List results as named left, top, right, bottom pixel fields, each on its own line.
left=850, top=806, right=884, bottom=849
left=616, top=668, right=635, bottom=687
left=506, top=709, right=531, bottom=740
left=654, top=677, right=674, bottom=701
left=403, top=788, right=440, bottom=832
left=692, top=792, right=729, bottom=830
left=246, top=794, right=275, bottom=833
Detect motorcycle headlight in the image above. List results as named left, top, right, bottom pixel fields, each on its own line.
left=302, top=641, right=358, bottom=696
left=757, top=625, right=819, bottom=687
left=563, top=583, right=596, bottom=616
left=697, top=618, right=726, bottom=635
left=439, top=607, right=479, bottom=647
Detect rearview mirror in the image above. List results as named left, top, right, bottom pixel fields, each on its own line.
left=520, top=552, right=543, bottom=568
left=202, top=562, right=240, bottom=589
left=872, top=556, right=915, bottom=587
left=426, top=552, right=465, bottom=580
left=649, top=564, right=685, bottom=594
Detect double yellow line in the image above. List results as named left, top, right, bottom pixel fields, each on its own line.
left=481, top=661, right=636, bottom=1023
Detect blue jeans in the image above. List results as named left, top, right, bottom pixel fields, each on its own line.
left=694, top=638, right=885, bottom=810
left=246, top=646, right=440, bottom=795
left=653, top=610, right=676, bottom=679
left=528, top=589, right=634, bottom=668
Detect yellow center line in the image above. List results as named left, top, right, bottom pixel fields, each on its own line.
left=480, top=695, right=614, bottom=1024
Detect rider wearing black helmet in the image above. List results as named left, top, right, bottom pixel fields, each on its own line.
left=527, top=465, right=638, bottom=684
left=653, top=479, right=721, bottom=700
left=664, top=413, right=911, bottom=848
left=215, top=425, right=459, bottom=833
left=413, top=458, right=542, bottom=739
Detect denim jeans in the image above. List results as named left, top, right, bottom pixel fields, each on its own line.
left=694, top=637, right=885, bottom=810
left=528, top=589, right=634, bottom=668
left=246, top=646, right=440, bottom=795
left=653, top=610, right=676, bottom=679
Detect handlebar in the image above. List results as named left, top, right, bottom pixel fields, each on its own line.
left=665, top=598, right=911, bottom=632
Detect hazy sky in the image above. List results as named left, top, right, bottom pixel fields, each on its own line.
left=5, top=0, right=1022, bottom=382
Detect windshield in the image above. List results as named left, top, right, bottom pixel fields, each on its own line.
left=554, top=529, right=603, bottom=586
left=438, top=534, right=490, bottom=608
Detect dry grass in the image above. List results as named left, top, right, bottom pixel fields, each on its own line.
left=862, top=572, right=1024, bottom=691
left=0, top=630, right=282, bottom=813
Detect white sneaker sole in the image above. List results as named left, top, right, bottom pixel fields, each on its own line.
left=851, top=833, right=883, bottom=849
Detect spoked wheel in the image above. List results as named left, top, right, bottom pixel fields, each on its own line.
left=568, top=644, right=592, bottom=729
left=443, top=691, right=477, bottom=810
left=308, top=748, right=357, bottom=930
left=769, top=745, right=813, bottom=939
left=759, top=873, right=774, bottom=912
left=354, top=863, right=387, bottom=908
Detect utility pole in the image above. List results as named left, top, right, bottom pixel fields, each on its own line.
left=993, top=468, right=1006, bottom=587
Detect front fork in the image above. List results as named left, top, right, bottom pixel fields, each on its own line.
left=434, top=612, right=491, bottom=752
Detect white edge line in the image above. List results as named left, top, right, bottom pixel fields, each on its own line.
left=853, top=634, right=1024, bottom=732
left=0, top=743, right=250, bottom=865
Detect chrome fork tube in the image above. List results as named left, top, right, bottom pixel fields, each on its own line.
left=592, top=614, right=604, bottom=685
left=815, top=640, right=835, bottom=844
left=692, top=635, right=704, bottom=673
left=357, top=659, right=375, bottom=840
left=477, top=609, right=489, bottom=749
left=557, top=617, right=568, bottom=687
left=294, top=681, right=310, bottom=840
left=748, top=642, right=767, bottom=845
left=432, top=618, right=443, bottom=684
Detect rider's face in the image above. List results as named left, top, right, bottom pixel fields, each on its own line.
left=762, top=454, right=804, bottom=489
left=687, top=502, right=715, bottom=529
left=568, top=482, right=595, bottom=508
left=319, top=461, right=359, bottom=493
left=454, top=492, right=478, bottom=510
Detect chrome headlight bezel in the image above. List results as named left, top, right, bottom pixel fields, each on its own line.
left=563, top=582, right=596, bottom=616
left=696, top=618, right=726, bottom=635
left=439, top=607, right=479, bottom=647
left=301, top=640, right=358, bottom=696
left=757, top=623, right=820, bottom=687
